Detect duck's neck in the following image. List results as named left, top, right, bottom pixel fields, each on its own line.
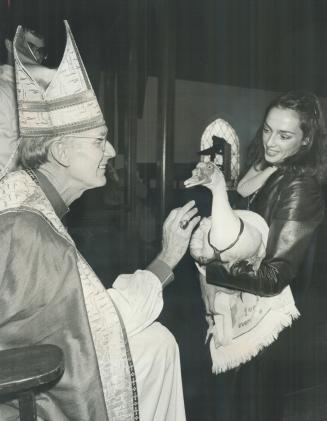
left=210, top=184, right=241, bottom=251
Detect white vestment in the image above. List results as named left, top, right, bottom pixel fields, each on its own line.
left=109, top=273, right=186, bottom=421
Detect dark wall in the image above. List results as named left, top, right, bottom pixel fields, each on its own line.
left=3, top=0, right=327, bottom=95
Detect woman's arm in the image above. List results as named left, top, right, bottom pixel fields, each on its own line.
left=237, top=165, right=277, bottom=198
left=206, top=177, right=324, bottom=296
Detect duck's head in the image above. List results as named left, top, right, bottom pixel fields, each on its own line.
left=184, top=162, right=220, bottom=188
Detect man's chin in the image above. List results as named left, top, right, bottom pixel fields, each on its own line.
left=97, top=176, right=107, bottom=187
left=89, top=175, right=107, bottom=189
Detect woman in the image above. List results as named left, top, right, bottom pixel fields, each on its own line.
left=194, top=91, right=326, bottom=420
left=185, top=159, right=299, bottom=375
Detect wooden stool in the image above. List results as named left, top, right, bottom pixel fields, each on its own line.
left=0, top=344, right=64, bottom=421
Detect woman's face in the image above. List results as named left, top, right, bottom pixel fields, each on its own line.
left=262, top=107, right=306, bottom=165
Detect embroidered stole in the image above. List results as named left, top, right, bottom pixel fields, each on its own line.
left=0, top=170, right=139, bottom=421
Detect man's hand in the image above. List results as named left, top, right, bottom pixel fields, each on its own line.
left=158, top=201, right=201, bottom=270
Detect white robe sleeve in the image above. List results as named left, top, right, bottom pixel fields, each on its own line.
left=0, top=78, right=18, bottom=171
left=108, top=270, right=163, bottom=337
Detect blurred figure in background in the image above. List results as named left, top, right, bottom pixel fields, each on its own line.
left=0, top=26, right=47, bottom=177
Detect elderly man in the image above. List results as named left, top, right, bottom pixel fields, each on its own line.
left=0, top=21, right=200, bottom=421
left=0, top=26, right=46, bottom=177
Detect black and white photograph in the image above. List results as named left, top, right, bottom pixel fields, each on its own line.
left=1, top=0, right=327, bottom=420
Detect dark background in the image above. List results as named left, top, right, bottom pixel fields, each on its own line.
left=3, top=0, right=327, bottom=93
left=2, top=1, right=327, bottom=419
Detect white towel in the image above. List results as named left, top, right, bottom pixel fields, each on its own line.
left=191, top=212, right=300, bottom=374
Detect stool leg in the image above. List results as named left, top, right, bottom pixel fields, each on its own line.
left=19, top=390, right=37, bottom=421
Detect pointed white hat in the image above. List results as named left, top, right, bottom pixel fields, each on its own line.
left=14, top=20, right=105, bottom=138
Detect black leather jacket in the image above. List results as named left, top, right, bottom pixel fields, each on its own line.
left=206, top=169, right=325, bottom=297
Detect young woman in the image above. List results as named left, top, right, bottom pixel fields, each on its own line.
left=197, top=91, right=326, bottom=421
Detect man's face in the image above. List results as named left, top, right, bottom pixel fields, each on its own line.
left=66, top=125, right=116, bottom=191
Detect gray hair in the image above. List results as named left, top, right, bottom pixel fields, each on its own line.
left=17, top=135, right=64, bottom=169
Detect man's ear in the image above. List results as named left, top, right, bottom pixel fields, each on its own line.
left=49, top=140, right=70, bottom=167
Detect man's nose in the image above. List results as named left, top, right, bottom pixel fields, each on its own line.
left=104, top=141, right=116, bottom=158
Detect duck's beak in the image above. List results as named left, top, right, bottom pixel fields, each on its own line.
left=184, top=163, right=212, bottom=188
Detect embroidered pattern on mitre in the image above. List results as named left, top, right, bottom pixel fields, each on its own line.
left=13, top=20, right=105, bottom=137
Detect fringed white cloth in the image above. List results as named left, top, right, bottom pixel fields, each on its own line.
left=191, top=212, right=300, bottom=374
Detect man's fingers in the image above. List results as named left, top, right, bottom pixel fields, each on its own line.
left=185, top=215, right=201, bottom=232
left=163, top=208, right=179, bottom=226
left=165, top=201, right=196, bottom=226
left=182, top=206, right=199, bottom=222
left=176, top=202, right=199, bottom=229
left=168, top=208, right=179, bottom=218
left=175, top=200, right=196, bottom=219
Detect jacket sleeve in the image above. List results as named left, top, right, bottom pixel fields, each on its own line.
left=206, top=177, right=324, bottom=296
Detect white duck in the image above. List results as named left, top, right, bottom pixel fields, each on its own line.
left=185, top=162, right=267, bottom=266
left=185, top=162, right=268, bottom=347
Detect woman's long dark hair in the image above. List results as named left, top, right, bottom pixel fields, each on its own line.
left=246, top=91, right=327, bottom=183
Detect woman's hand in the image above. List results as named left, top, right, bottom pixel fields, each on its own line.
left=200, top=275, right=220, bottom=315
left=158, top=201, right=201, bottom=270
left=237, top=164, right=278, bottom=198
